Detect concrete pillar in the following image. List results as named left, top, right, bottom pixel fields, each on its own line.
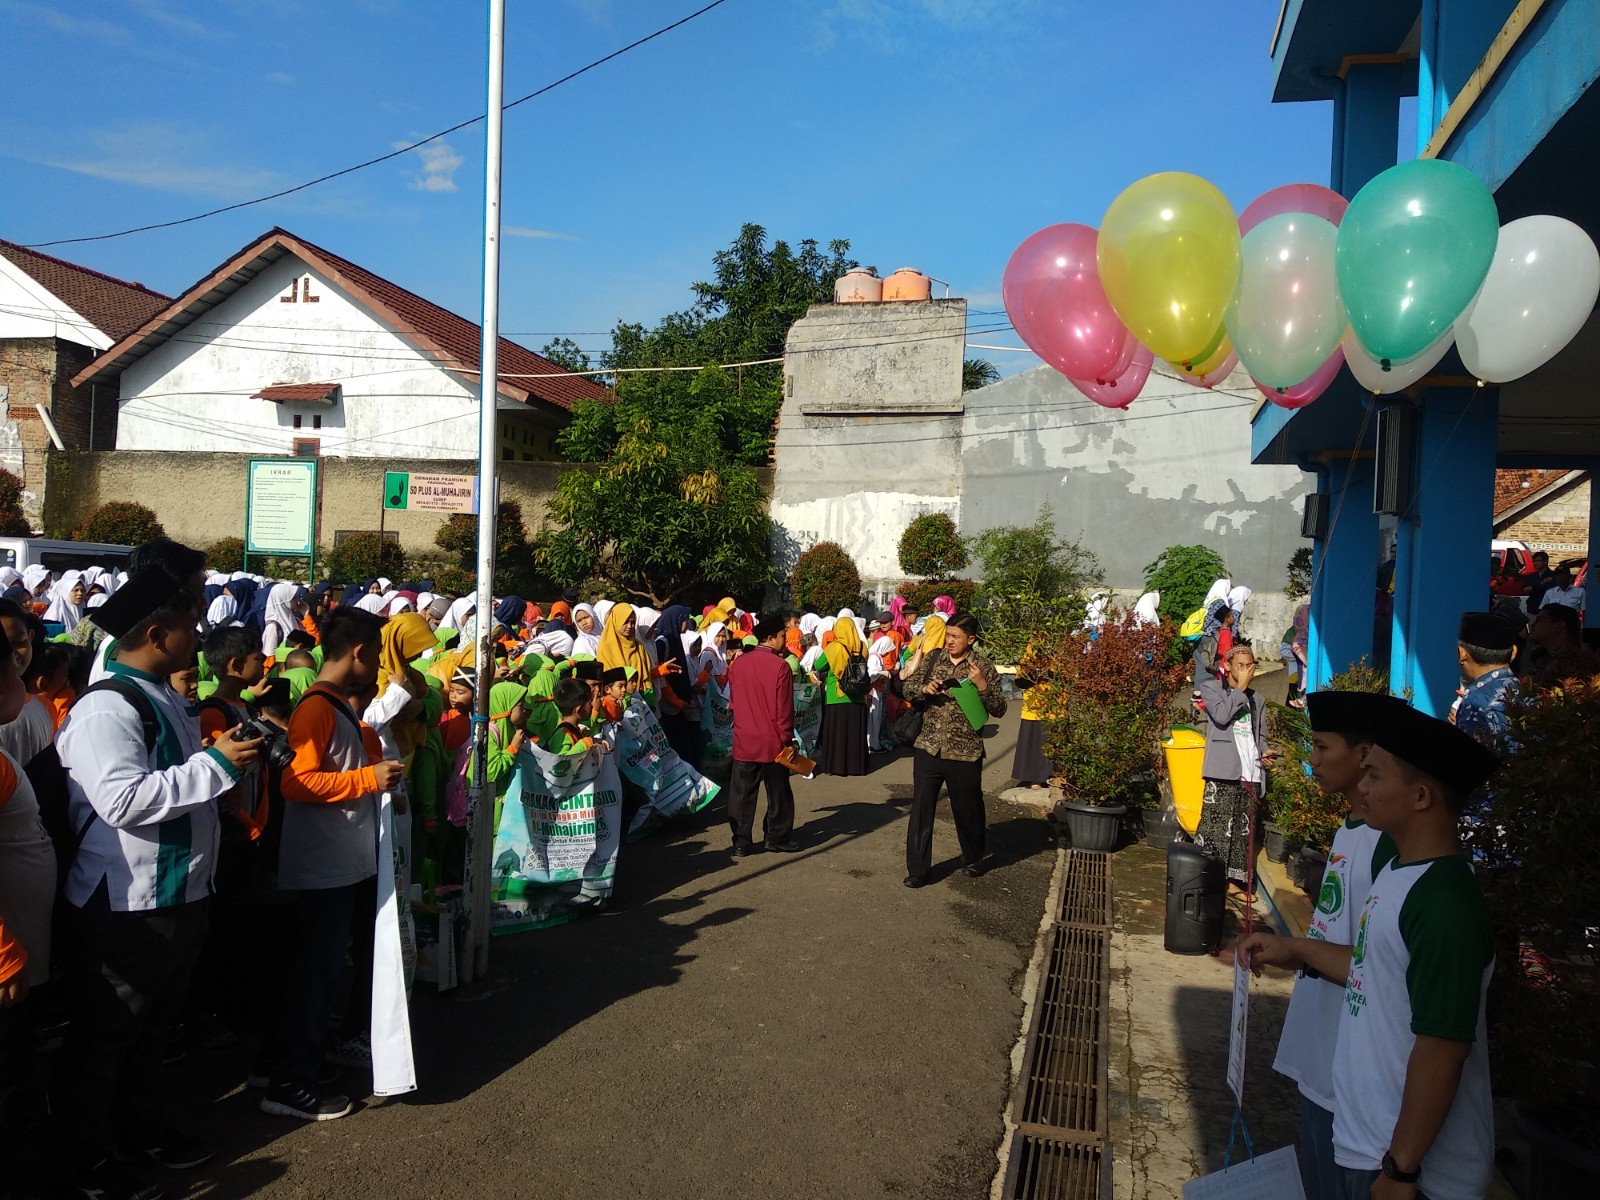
left=1587, top=469, right=1600, bottom=629
left=1306, top=458, right=1379, bottom=691
left=1388, top=388, right=1500, bottom=715
left=1334, top=61, right=1413, bottom=198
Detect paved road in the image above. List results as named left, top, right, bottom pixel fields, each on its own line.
left=163, top=712, right=1055, bottom=1200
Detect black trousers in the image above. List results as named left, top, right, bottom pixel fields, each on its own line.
left=257, top=875, right=376, bottom=1088
left=906, top=749, right=986, bottom=879
left=50, top=891, right=210, bottom=1169
left=1, top=990, right=42, bottom=1191
left=726, top=759, right=795, bottom=847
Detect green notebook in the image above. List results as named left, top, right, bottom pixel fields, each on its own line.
left=949, top=679, right=990, bottom=731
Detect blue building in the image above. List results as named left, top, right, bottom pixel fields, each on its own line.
left=1256, top=0, right=1600, bottom=714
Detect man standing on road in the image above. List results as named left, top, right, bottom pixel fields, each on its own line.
left=726, top=612, right=797, bottom=858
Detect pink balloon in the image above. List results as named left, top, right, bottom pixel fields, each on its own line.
left=1003, top=223, right=1134, bottom=381
left=1257, top=346, right=1345, bottom=409
left=1172, top=350, right=1239, bottom=389
left=1238, top=183, right=1349, bottom=235
left=1072, top=341, right=1154, bottom=409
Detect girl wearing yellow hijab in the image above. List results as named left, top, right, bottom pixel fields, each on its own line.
left=912, top=614, right=946, bottom=657
left=816, top=609, right=868, bottom=777
left=371, top=612, right=438, bottom=763
left=597, top=603, right=654, bottom=682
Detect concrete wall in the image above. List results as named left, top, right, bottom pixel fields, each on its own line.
left=770, top=300, right=1315, bottom=621
left=115, top=254, right=564, bottom=460
left=44, top=450, right=580, bottom=555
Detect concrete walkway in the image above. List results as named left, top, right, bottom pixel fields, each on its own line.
left=161, top=712, right=1057, bottom=1200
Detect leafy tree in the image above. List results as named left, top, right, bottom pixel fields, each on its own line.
left=324, top=532, right=405, bottom=583
left=543, top=415, right=774, bottom=606
left=1142, top=544, right=1229, bottom=624
left=962, top=358, right=1000, bottom=392
left=789, top=542, right=861, bottom=613
left=207, top=537, right=246, bottom=573
left=1285, top=545, right=1313, bottom=598
left=898, top=512, right=968, bottom=577
left=75, top=501, right=164, bottom=545
left=0, top=468, right=29, bottom=536
left=435, top=501, right=546, bottom=595
left=540, top=336, right=593, bottom=377
left=969, top=505, right=1102, bottom=664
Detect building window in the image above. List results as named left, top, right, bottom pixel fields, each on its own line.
left=313, top=414, right=322, bottom=430
left=292, top=437, right=320, bottom=457
left=293, top=414, right=303, bottom=429
left=502, top=447, right=513, bottom=461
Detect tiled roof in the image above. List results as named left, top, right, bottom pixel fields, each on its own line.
left=254, top=382, right=340, bottom=403
left=0, top=238, right=171, bottom=342
left=70, top=228, right=608, bottom=414
left=1494, top=469, right=1570, bottom=516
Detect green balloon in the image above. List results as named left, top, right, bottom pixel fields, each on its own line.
left=1336, top=159, right=1498, bottom=365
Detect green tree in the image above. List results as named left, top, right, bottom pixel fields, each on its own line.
left=1142, top=544, right=1230, bottom=624
left=789, top=542, right=861, bottom=613
left=540, top=336, right=593, bottom=377
left=898, top=512, right=968, bottom=577
left=324, top=532, right=405, bottom=583
left=435, top=501, right=545, bottom=595
left=1285, top=545, right=1313, bottom=599
left=75, top=501, right=164, bottom=545
left=962, top=358, right=1000, bottom=392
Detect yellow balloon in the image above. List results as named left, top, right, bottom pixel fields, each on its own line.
left=1097, top=172, right=1242, bottom=364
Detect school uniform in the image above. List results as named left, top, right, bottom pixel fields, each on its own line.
left=50, top=659, right=241, bottom=1167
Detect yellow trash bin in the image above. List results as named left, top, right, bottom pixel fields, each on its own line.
left=1162, top=725, right=1206, bottom=836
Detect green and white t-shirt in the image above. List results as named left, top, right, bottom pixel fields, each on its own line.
left=1332, top=854, right=1495, bottom=1200
left=1272, top=816, right=1390, bottom=1110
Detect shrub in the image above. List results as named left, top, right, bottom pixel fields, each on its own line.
left=0, top=511, right=30, bottom=536
left=436, top=501, right=531, bottom=567
left=430, top=565, right=476, bottom=598
left=898, top=512, right=968, bottom=577
left=207, top=537, right=246, bottom=573
left=789, top=542, right=861, bottom=613
left=1285, top=545, right=1313, bottom=599
left=75, top=501, right=165, bottom=545
left=1041, top=614, right=1190, bottom=805
left=0, top=468, right=25, bottom=528
left=324, top=532, right=406, bottom=583
left=896, top=578, right=977, bottom=616
left=970, top=505, right=1102, bottom=665
left=1142, top=544, right=1229, bottom=624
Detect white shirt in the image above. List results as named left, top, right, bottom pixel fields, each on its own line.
left=1540, top=585, right=1586, bottom=615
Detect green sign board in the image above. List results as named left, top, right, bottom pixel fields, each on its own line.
left=246, top=458, right=319, bottom=557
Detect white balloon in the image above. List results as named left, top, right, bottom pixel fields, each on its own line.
left=1455, top=215, right=1600, bottom=383
left=1341, top=325, right=1454, bottom=394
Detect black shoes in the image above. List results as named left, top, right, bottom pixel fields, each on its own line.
left=118, top=1131, right=212, bottom=1171
left=903, top=875, right=928, bottom=888
left=259, top=1082, right=353, bottom=1122
left=961, top=862, right=985, bottom=878
left=731, top=842, right=752, bottom=858
left=764, top=840, right=801, bottom=853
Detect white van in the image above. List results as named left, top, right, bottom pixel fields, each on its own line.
left=0, top=537, right=133, bottom=576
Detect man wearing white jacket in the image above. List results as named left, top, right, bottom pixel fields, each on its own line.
left=50, top=567, right=262, bottom=1200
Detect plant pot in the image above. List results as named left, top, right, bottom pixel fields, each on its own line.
left=1298, top=846, right=1328, bottom=897
left=1060, top=800, right=1128, bottom=853
left=1263, top=822, right=1288, bottom=864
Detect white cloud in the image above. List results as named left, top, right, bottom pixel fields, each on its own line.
left=2, top=0, right=129, bottom=43
left=127, top=0, right=219, bottom=38
left=265, top=70, right=295, bottom=85
left=44, top=121, right=281, bottom=198
left=396, top=139, right=463, bottom=193
left=504, top=226, right=576, bottom=241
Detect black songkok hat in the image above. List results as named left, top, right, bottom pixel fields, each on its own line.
left=94, top=567, right=190, bottom=638
left=1458, top=611, right=1516, bottom=652
left=1305, top=691, right=1407, bottom=739
left=1371, top=705, right=1501, bottom=797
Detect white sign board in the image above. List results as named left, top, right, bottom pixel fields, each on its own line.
left=1183, top=1145, right=1306, bottom=1200
left=1227, top=957, right=1249, bottom=1107
left=246, top=458, right=318, bottom=556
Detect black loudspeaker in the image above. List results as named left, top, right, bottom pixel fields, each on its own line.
left=1302, top=492, right=1329, bottom=539
left=1374, top=405, right=1418, bottom=516
left=1164, top=841, right=1224, bottom=956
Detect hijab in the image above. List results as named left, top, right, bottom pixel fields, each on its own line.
left=378, top=612, right=437, bottom=760
left=22, top=565, right=51, bottom=597
left=888, top=595, right=909, bottom=637
left=572, top=603, right=601, bottom=656
left=547, top=600, right=573, bottom=629
left=0, top=567, right=20, bottom=590
left=440, top=595, right=475, bottom=632
left=494, top=595, right=526, bottom=629
left=799, top=612, right=821, bottom=640
left=206, top=593, right=240, bottom=627
left=593, top=599, right=615, bottom=628
left=532, top=627, right=575, bottom=659
left=1226, top=585, right=1252, bottom=621
left=43, top=570, right=86, bottom=627
left=264, top=582, right=303, bottom=640
left=339, top=582, right=366, bottom=609
left=1202, top=578, right=1231, bottom=608
left=1133, top=591, right=1161, bottom=627
left=654, top=605, right=694, bottom=704
left=917, top=614, right=947, bottom=655
left=385, top=594, right=414, bottom=616
left=823, top=609, right=865, bottom=677
left=932, top=595, right=956, bottom=618
left=522, top=669, right=561, bottom=747
left=597, top=602, right=652, bottom=683
left=700, top=621, right=729, bottom=667
left=353, top=593, right=387, bottom=615
left=281, top=666, right=318, bottom=703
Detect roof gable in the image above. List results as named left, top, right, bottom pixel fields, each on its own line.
left=0, top=238, right=171, bottom=343
left=70, top=227, right=609, bottom=413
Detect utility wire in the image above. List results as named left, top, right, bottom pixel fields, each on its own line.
left=21, top=0, right=736, bottom=249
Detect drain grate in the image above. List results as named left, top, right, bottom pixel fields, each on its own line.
left=1003, top=1132, right=1109, bottom=1200
left=1011, top=923, right=1110, bottom=1137
left=1055, top=850, right=1112, bottom=929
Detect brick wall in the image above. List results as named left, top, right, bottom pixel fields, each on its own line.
left=0, top=337, right=114, bottom=526
left=1499, top=476, right=1591, bottom=555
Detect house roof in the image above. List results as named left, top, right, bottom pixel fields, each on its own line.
left=1493, top=468, right=1572, bottom=517
left=254, top=382, right=340, bottom=404
left=0, top=238, right=172, bottom=342
left=70, top=227, right=610, bottom=413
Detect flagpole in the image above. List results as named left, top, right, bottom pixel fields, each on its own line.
left=465, top=0, right=506, bottom=983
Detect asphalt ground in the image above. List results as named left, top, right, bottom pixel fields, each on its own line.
left=142, top=709, right=1056, bottom=1200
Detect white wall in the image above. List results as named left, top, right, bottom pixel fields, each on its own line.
left=0, top=258, right=110, bottom=348
left=115, top=255, right=483, bottom=458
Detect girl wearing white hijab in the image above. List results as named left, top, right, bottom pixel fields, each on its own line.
left=1132, top=591, right=1161, bottom=628
left=22, top=565, right=51, bottom=600
left=439, top=595, right=475, bottom=631
left=261, top=581, right=304, bottom=657
left=353, top=593, right=389, bottom=615
left=385, top=595, right=414, bottom=616
left=699, top=621, right=731, bottom=679
left=0, top=567, right=19, bottom=591
left=572, top=603, right=602, bottom=656
left=1201, top=578, right=1231, bottom=609
left=206, top=593, right=240, bottom=628
left=1225, top=585, right=1252, bottom=638
left=593, top=599, right=615, bottom=628
left=43, top=570, right=87, bottom=629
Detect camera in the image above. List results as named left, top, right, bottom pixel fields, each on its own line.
left=937, top=677, right=962, bottom=692
left=234, top=715, right=294, bottom=770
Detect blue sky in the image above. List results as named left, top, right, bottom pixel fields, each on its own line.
left=2, top=0, right=1340, bottom=371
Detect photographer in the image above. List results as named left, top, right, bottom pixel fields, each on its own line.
left=50, top=568, right=262, bottom=1195
left=899, top=612, right=1007, bottom=888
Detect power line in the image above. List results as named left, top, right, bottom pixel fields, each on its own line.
left=20, top=0, right=737, bottom=249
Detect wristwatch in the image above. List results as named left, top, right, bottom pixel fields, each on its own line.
left=1381, top=1152, right=1421, bottom=1185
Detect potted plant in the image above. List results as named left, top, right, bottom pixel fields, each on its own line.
left=1464, top=673, right=1600, bottom=1191
left=1041, top=613, right=1190, bottom=852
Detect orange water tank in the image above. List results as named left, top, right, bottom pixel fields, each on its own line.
left=882, top=267, right=932, bottom=302
left=834, top=267, right=883, bottom=303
